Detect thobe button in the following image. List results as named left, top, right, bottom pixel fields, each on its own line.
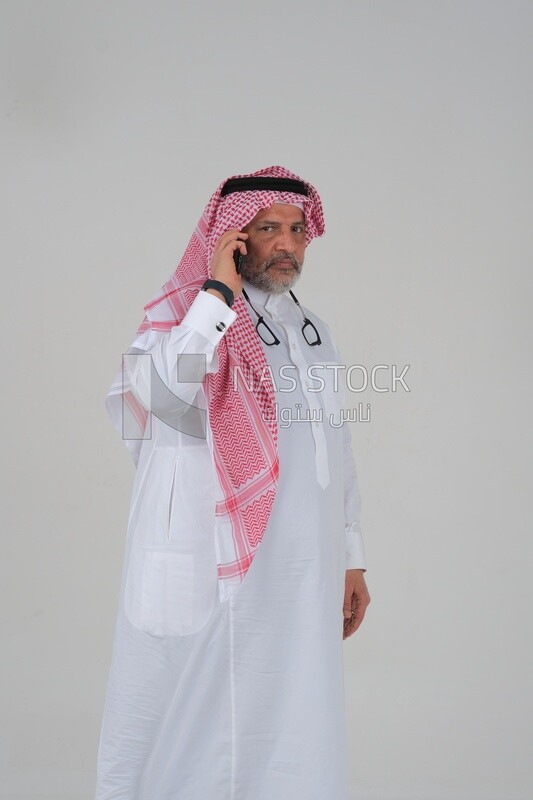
left=216, top=321, right=226, bottom=332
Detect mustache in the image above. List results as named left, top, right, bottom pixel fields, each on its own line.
left=265, top=253, right=302, bottom=270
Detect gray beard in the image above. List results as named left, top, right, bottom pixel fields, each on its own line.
left=239, top=254, right=303, bottom=295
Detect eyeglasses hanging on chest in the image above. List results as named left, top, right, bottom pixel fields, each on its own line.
left=242, top=288, right=322, bottom=347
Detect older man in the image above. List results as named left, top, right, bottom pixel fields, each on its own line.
left=95, top=166, right=370, bottom=800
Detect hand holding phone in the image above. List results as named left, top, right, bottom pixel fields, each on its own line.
left=208, top=228, right=248, bottom=299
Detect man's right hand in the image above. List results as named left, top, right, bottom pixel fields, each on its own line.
left=207, top=229, right=248, bottom=301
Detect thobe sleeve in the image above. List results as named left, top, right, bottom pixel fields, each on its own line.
left=128, top=289, right=237, bottom=412
left=343, top=420, right=367, bottom=571
left=323, top=323, right=367, bottom=572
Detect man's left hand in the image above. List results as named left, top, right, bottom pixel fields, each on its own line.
left=343, top=569, right=370, bottom=640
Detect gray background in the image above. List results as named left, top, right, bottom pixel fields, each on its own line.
left=2, top=1, right=532, bottom=798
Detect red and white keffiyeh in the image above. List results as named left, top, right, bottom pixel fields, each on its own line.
left=106, top=165, right=325, bottom=596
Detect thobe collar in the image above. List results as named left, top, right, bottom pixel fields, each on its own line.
left=241, top=279, right=300, bottom=324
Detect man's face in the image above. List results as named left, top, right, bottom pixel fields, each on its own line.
left=239, top=203, right=307, bottom=294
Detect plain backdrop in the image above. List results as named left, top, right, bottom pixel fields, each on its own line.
left=1, top=1, right=532, bottom=798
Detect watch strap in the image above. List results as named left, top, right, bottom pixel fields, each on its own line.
left=202, top=279, right=235, bottom=308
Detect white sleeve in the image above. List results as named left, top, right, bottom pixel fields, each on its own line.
left=343, top=420, right=367, bottom=570
left=127, top=289, right=237, bottom=413
left=324, top=322, right=367, bottom=572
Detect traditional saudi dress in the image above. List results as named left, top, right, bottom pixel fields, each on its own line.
left=95, top=166, right=366, bottom=800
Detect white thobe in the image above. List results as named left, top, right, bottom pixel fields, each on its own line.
left=95, top=281, right=366, bottom=799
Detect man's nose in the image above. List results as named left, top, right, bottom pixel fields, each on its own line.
left=274, top=227, right=295, bottom=252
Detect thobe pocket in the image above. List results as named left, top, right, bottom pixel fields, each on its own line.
left=124, top=545, right=217, bottom=637
left=123, top=444, right=218, bottom=636
left=124, top=546, right=194, bottom=636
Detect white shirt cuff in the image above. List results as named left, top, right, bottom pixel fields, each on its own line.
left=346, top=528, right=366, bottom=570
left=182, top=288, right=238, bottom=346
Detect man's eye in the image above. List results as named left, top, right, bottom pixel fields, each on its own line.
left=293, top=226, right=305, bottom=233
left=260, top=226, right=274, bottom=232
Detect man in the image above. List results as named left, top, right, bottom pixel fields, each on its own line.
left=95, top=166, right=370, bottom=799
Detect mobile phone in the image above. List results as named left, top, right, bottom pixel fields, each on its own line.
left=233, top=249, right=243, bottom=274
